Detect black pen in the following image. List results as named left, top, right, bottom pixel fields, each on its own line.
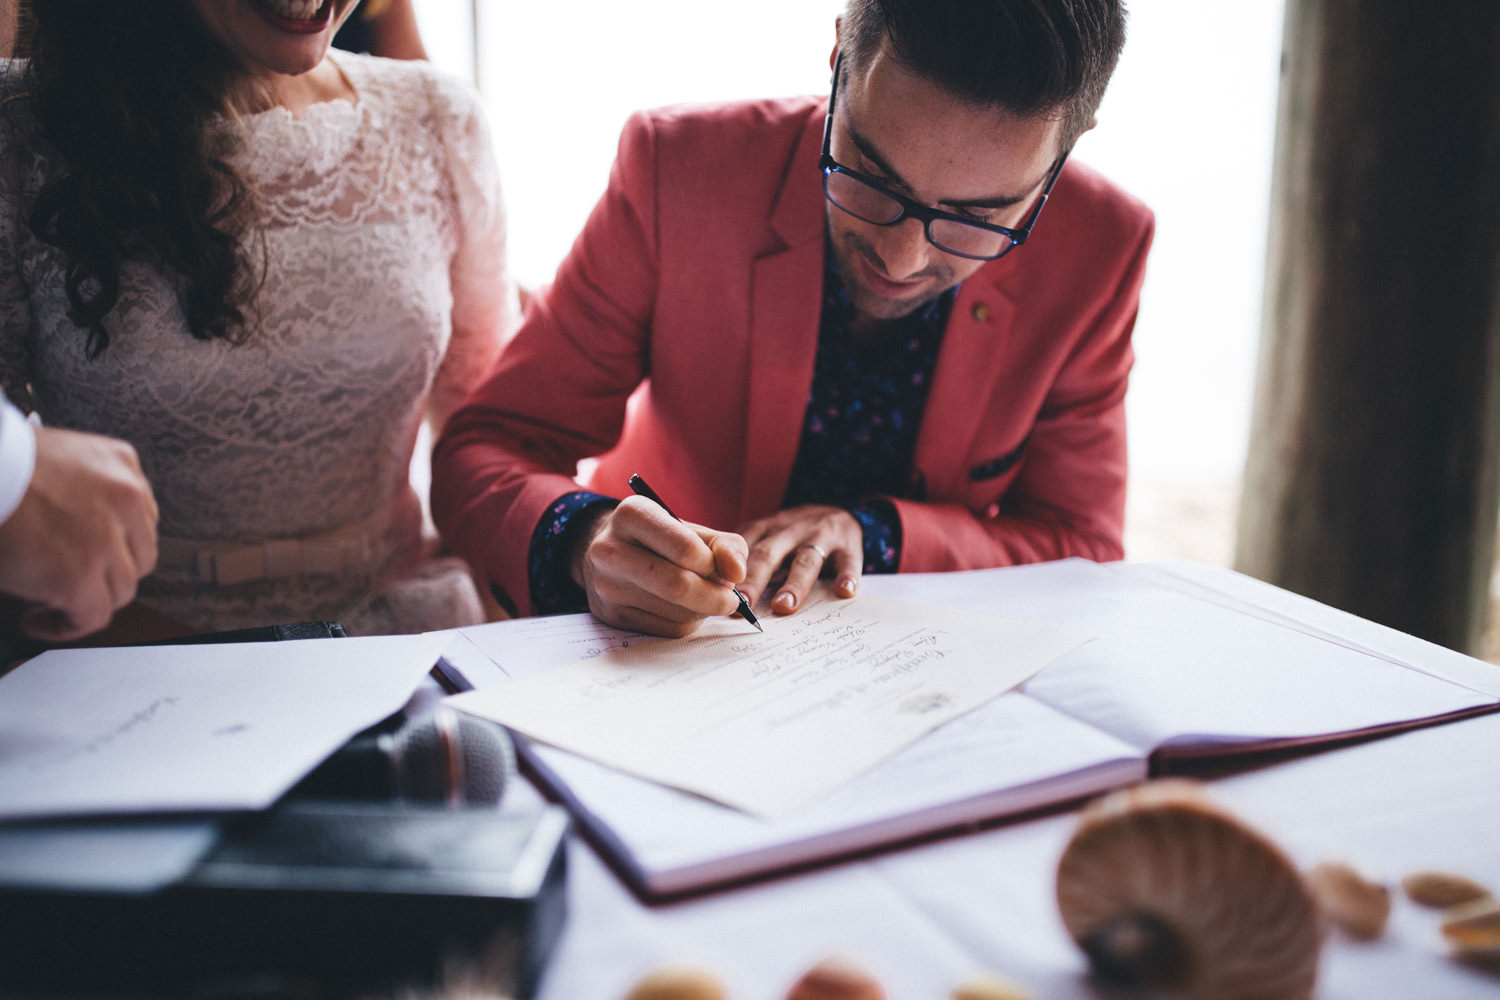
left=627, top=473, right=763, bottom=633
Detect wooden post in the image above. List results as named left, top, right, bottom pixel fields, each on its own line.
left=1236, top=1, right=1500, bottom=652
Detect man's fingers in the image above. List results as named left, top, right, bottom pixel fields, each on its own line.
left=619, top=557, right=739, bottom=619
left=588, top=571, right=731, bottom=639
left=612, top=496, right=746, bottom=610
left=831, top=546, right=861, bottom=598
left=614, top=496, right=718, bottom=577
left=738, top=506, right=865, bottom=612
left=125, top=490, right=160, bottom=577
left=583, top=498, right=765, bottom=636
left=594, top=599, right=706, bottom=640
left=771, top=544, right=830, bottom=615
left=704, top=530, right=749, bottom=586
left=739, top=551, right=776, bottom=610
left=743, top=532, right=805, bottom=607
left=103, top=557, right=139, bottom=614
left=618, top=497, right=749, bottom=586
left=584, top=507, right=742, bottom=635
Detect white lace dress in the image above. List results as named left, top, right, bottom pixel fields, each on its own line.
left=0, top=53, right=519, bottom=635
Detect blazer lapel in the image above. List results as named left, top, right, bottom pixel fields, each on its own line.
left=739, top=106, right=828, bottom=522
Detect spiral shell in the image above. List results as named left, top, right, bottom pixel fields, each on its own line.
left=1055, top=780, right=1324, bottom=1000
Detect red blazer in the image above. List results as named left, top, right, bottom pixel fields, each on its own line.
left=433, top=97, right=1154, bottom=617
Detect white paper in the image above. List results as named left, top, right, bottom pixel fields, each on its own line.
left=1132, top=560, right=1500, bottom=698
left=450, top=594, right=1093, bottom=816
left=854, top=561, right=1495, bottom=753
left=527, top=691, right=1142, bottom=893
left=1022, top=584, right=1492, bottom=753
left=0, top=633, right=449, bottom=821
left=439, top=613, right=649, bottom=686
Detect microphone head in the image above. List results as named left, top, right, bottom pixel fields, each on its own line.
left=390, top=705, right=515, bottom=807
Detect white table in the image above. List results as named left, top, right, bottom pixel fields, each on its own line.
left=532, top=708, right=1500, bottom=999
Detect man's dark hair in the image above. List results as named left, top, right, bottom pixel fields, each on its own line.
left=841, top=0, right=1127, bottom=152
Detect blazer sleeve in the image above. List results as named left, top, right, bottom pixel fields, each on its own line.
left=430, top=110, right=663, bottom=616
left=891, top=207, right=1154, bottom=570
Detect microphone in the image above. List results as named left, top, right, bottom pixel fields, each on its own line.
left=292, top=705, right=515, bottom=806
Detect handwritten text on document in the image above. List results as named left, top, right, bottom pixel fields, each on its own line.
left=451, top=594, right=1092, bottom=816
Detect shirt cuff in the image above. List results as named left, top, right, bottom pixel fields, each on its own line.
left=0, top=396, right=37, bottom=525
left=849, top=499, right=901, bottom=574
left=527, top=491, right=619, bottom=615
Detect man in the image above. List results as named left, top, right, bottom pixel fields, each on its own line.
left=0, top=390, right=158, bottom=642
left=434, top=0, right=1152, bottom=636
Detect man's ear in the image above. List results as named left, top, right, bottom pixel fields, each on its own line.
left=831, top=16, right=841, bottom=71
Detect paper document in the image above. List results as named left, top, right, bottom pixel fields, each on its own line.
left=0, top=633, right=449, bottom=821
left=438, top=614, right=656, bottom=687
left=440, top=560, right=1500, bottom=898
left=450, top=594, right=1092, bottom=816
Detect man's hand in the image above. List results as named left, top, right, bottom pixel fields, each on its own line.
left=572, top=496, right=748, bottom=637
left=0, top=426, right=159, bottom=641
left=738, top=504, right=862, bottom=616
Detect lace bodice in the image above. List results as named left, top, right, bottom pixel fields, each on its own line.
left=0, top=54, right=519, bottom=634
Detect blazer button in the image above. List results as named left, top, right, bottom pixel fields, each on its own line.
left=971, top=302, right=991, bottom=323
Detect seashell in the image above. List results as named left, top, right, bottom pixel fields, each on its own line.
left=1440, top=896, right=1500, bottom=955
left=1306, top=861, right=1390, bottom=940
left=784, top=954, right=887, bottom=1000
left=950, top=971, right=1035, bottom=1000
left=1055, top=779, right=1323, bottom=1000
left=623, top=965, right=728, bottom=1000
left=1402, top=870, right=1493, bottom=909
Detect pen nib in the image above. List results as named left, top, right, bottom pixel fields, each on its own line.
left=735, top=593, right=763, bottom=633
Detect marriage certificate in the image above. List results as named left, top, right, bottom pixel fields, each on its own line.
left=450, top=593, right=1092, bottom=816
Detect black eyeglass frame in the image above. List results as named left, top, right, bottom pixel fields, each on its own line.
left=818, top=53, right=1070, bottom=261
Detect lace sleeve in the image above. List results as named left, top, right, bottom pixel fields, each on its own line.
left=425, top=74, right=519, bottom=433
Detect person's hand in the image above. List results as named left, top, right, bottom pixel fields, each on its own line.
left=572, top=496, right=748, bottom=637
left=0, top=425, right=158, bottom=641
left=738, top=504, right=861, bottom=616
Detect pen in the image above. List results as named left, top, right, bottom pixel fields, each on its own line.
left=627, top=473, right=764, bottom=633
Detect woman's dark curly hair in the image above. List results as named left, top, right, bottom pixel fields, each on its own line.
left=18, top=0, right=262, bottom=356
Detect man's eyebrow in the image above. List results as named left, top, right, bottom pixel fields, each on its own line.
left=847, top=123, right=1031, bottom=210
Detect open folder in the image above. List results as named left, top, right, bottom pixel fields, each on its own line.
left=436, top=560, right=1500, bottom=899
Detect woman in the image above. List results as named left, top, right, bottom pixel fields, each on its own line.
left=0, top=0, right=519, bottom=636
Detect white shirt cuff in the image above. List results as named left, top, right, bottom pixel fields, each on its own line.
left=0, top=395, right=37, bottom=525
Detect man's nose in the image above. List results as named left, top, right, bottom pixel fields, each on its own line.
left=871, top=218, right=932, bottom=281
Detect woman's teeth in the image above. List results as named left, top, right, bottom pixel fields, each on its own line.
left=260, top=0, right=326, bottom=21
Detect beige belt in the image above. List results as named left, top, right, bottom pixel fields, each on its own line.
left=157, top=503, right=395, bottom=586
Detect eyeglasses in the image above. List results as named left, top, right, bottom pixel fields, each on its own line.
left=819, top=53, right=1068, bottom=261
